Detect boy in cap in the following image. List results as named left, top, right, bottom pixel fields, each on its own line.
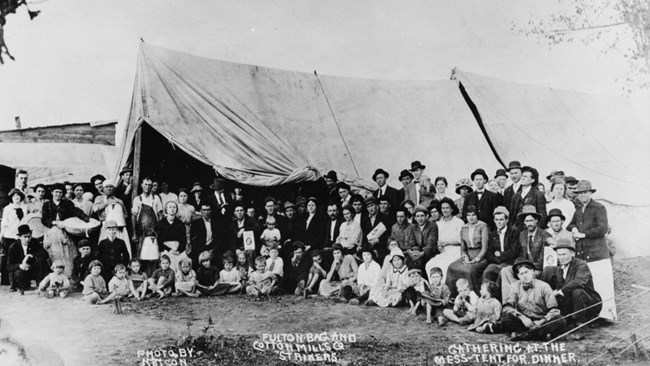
left=72, top=239, right=96, bottom=292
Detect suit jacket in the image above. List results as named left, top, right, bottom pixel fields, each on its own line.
left=567, top=199, right=609, bottom=262
left=509, top=187, right=547, bottom=229
left=301, top=213, right=326, bottom=251
left=404, top=181, right=435, bottom=206
left=518, top=229, right=552, bottom=271
left=361, top=212, right=391, bottom=249
left=283, top=254, right=313, bottom=291
left=410, top=221, right=439, bottom=258
left=191, top=217, right=223, bottom=257
left=554, top=257, right=601, bottom=299
left=374, top=185, right=401, bottom=213
left=7, top=239, right=48, bottom=272
left=485, top=225, right=521, bottom=265
left=324, top=218, right=343, bottom=248
left=461, top=190, right=503, bottom=230
left=97, top=237, right=130, bottom=273
left=503, top=184, right=521, bottom=216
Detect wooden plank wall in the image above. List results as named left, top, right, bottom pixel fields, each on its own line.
left=0, top=121, right=117, bottom=145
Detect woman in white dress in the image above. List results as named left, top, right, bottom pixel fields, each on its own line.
left=425, top=197, right=464, bottom=283
left=546, top=180, right=575, bottom=229
left=336, top=205, right=362, bottom=255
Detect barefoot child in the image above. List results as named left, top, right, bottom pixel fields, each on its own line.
left=174, top=257, right=199, bottom=297
left=83, top=260, right=108, bottom=304
left=260, top=217, right=281, bottom=256
left=147, top=255, right=175, bottom=299
left=128, top=258, right=148, bottom=300
left=246, top=256, right=275, bottom=297
left=419, top=267, right=451, bottom=325
left=217, top=256, right=242, bottom=294
left=99, top=264, right=133, bottom=312
left=36, top=260, right=70, bottom=298
left=467, top=281, right=502, bottom=333
left=304, top=250, right=326, bottom=297
left=265, top=244, right=283, bottom=285
left=442, top=278, right=479, bottom=326
left=403, top=269, right=428, bottom=316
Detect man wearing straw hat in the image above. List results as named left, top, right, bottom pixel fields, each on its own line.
left=567, top=180, right=616, bottom=320
left=542, top=238, right=601, bottom=341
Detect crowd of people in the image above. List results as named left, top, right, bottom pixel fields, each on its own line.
left=0, top=160, right=612, bottom=341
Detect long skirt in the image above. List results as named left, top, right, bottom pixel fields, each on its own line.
left=318, top=279, right=356, bottom=297
left=425, top=245, right=461, bottom=283
left=43, top=226, right=76, bottom=278
left=445, top=249, right=488, bottom=298
left=368, top=286, right=404, bottom=307
left=588, top=258, right=617, bottom=320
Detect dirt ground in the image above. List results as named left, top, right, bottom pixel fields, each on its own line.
left=1, top=257, right=650, bottom=366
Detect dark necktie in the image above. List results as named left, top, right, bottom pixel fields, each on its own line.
left=15, top=207, right=23, bottom=220
left=527, top=235, right=533, bottom=258
left=522, top=282, right=533, bottom=291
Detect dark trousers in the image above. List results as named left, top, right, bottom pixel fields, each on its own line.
left=403, top=287, right=417, bottom=304
left=493, top=313, right=566, bottom=340
left=10, top=257, right=49, bottom=290
left=0, top=237, right=13, bottom=285
left=542, top=268, right=602, bottom=324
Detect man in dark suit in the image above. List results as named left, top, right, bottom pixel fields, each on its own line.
left=282, top=242, right=313, bottom=295
left=542, top=239, right=601, bottom=340
left=262, top=197, right=288, bottom=239
left=7, top=225, right=49, bottom=292
left=567, top=180, right=609, bottom=262
left=499, top=205, right=552, bottom=300
left=397, top=169, right=413, bottom=204
left=482, top=206, right=521, bottom=286
left=372, top=168, right=401, bottom=213
left=508, top=166, right=546, bottom=230
left=462, top=168, right=503, bottom=230
left=503, top=161, right=523, bottom=212
left=191, top=204, right=221, bottom=269
left=97, top=220, right=131, bottom=283
left=323, top=171, right=340, bottom=206
left=324, top=203, right=343, bottom=249
left=360, top=197, right=391, bottom=261
left=205, top=178, right=231, bottom=224
left=494, top=169, right=508, bottom=196
left=409, top=206, right=438, bottom=270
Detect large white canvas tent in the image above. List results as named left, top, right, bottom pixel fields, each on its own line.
left=116, top=43, right=650, bottom=258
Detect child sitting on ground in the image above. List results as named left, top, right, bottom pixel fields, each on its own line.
left=72, top=239, right=94, bottom=292
left=174, top=257, right=199, bottom=297
left=128, top=258, right=148, bottom=301
left=403, top=269, right=428, bottom=316
left=217, top=255, right=242, bottom=294
left=418, top=267, right=451, bottom=325
left=265, top=244, right=284, bottom=285
left=442, top=278, right=479, bottom=326
left=246, top=256, right=276, bottom=297
left=195, top=251, right=221, bottom=296
left=99, top=264, right=134, bottom=312
left=36, top=260, right=71, bottom=298
left=83, top=260, right=108, bottom=304
left=147, top=255, right=175, bottom=299
left=304, top=250, right=326, bottom=297
left=236, top=251, right=250, bottom=289
left=467, top=281, right=502, bottom=333
left=260, top=216, right=281, bottom=256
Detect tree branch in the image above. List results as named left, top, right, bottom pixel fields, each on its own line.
left=548, top=21, right=627, bottom=33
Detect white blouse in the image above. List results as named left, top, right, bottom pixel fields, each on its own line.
left=437, top=216, right=464, bottom=245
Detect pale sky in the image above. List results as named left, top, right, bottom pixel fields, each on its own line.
left=0, top=0, right=647, bottom=141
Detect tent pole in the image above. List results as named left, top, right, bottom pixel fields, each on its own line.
left=131, top=124, right=143, bottom=203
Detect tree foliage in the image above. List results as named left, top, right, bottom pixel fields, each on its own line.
left=514, top=0, right=650, bottom=90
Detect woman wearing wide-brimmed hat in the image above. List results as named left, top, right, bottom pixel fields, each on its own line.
left=0, top=188, right=27, bottom=285
left=454, top=178, right=473, bottom=219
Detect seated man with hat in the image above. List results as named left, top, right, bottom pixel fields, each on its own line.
left=407, top=205, right=438, bottom=270
left=492, top=257, right=566, bottom=340
left=499, top=205, right=552, bottom=301
left=372, top=168, right=401, bottom=213
left=541, top=238, right=602, bottom=340
left=7, top=224, right=49, bottom=293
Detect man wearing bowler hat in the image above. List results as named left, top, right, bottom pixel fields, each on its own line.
left=404, top=161, right=435, bottom=206
left=372, top=168, right=400, bottom=213
left=491, top=257, right=565, bottom=341
left=541, top=238, right=601, bottom=340
left=508, top=166, right=546, bottom=230
left=7, top=225, right=49, bottom=293
left=503, top=161, right=523, bottom=211
left=494, top=169, right=508, bottom=196
left=206, top=178, right=231, bottom=221
left=546, top=209, right=574, bottom=247
left=323, top=171, right=339, bottom=204
left=462, top=168, right=502, bottom=230
left=397, top=169, right=413, bottom=203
